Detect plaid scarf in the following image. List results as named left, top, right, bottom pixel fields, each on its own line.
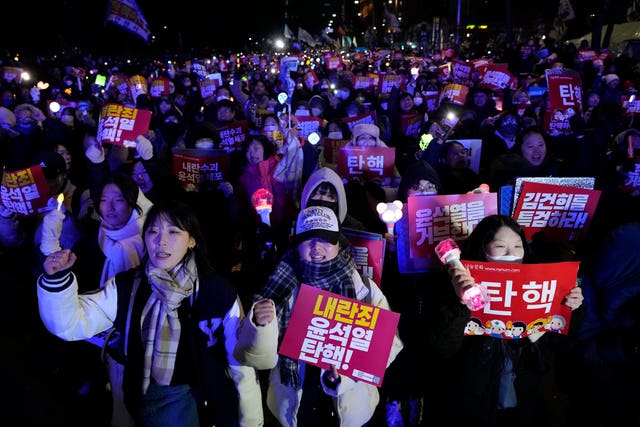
left=140, top=254, right=196, bottom=394
left=262, top=247, right=357, bottom=389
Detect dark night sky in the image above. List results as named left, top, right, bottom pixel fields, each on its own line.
left=1, top=1, right=621, bottom=56
left=3, top=1, right=292, bottom=55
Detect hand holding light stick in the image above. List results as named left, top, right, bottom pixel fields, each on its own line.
left=434, top=238, right=488, bottom=311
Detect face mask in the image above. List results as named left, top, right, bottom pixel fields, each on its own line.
left=413, top=97, right=423, bottom=106
left=327, top=131, right=343, bottom=139
left=311, top=107, right=322, bottom=117
left=263, top=125, right=278, bottom=132
left=216, top=95, right=230, bottom=102
left=485, top=253, right=523, bottom=263
left=306, top=199, right=339, bottom=215
left=295, top=109, right=310, bottom=117
left=195, top=138, right=214, bottom=149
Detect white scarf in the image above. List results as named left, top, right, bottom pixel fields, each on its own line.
left=140, top=255, right=197, bottom=394
left=98, top=191, right=153, bottom=286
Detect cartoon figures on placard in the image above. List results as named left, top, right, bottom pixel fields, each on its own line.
left=465, top=317, right=485, bottom=335
left=486, top=319, right=506, bottom=338
left=526, top=318, right=548, bottom=336
left=505, top=321, right=527, bottom=339
left=545, top=314, right=567, bottom=333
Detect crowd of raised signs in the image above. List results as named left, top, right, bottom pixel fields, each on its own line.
left=2, top=39, right=640, bottom=426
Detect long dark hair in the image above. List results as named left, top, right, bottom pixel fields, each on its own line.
left=142, top=200, right=214, bottom=274
left=461, top=214, right=531, bottom=262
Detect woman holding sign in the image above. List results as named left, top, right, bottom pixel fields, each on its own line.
left=235, top=206, right=403, bottom=427
left=442, top=214, right=583, bottom=427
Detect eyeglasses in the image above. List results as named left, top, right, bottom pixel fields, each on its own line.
left=410, top=182, right=437, bottom=193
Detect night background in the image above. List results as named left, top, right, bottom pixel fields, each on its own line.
left=1, top=0, right=631, bottom=56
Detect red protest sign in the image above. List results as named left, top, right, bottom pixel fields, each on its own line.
left=279, top=284, right=400, bottom=387
left=439, top=83, right=469, bottom=106
left=2, top=66, right=23, bottom=83
left=97, top=103, right=152, bottom=147
left=342, top=111, right=377, bottom=132
left=400, top=113, right=423, bottom=138
left=304, top=70, right=320, bottom=90
left=398, top=193, right=498, bottom=272
left=543, top=68, right=583, bottom=136
left=513, top=181, right=601, bottom=243
left=1, top=165, right=50, bottom=215
left=217, top=120, right=249, bottom=152
left=199, top=79, right=218, bottom=100
left=171, top=148, right=230, bottom=192
left=129, top=75, right=148, bottom=101
left=150, top=77, right=171, bottom=97
left=462, top=261, right=579, bottom=338
left=378, top=74, right=406, bottom=95
left=322, top=137, right=350, bottom=164
left=295, top=116, right=323, bottom=142
left=336, top=146, right=396, bottom=182
left=451, top=59, right=474, bottom=83
left=343, top=228, right=387, bottom=288
left=352, top=74, right=375, bottom=90
left=478, top=64, right=517, bottom=94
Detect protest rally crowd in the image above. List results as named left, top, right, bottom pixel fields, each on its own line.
left=3, top=27, right=640, bottom=427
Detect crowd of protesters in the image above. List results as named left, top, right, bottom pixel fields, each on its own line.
left=2, top=31, right=640, bottom=427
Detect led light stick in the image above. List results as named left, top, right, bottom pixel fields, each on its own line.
left=376, top=200, right=403, bottom=235
left=434, top=238, right=488, bottom=311
left=251, top=188, right=273, bottom=226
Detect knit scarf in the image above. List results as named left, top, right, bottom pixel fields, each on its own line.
left=262, top=247, right=357, bottom=389
left=140, top=254, right=196, bottom=394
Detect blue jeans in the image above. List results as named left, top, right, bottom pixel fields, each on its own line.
left=139, top=383, right=199, bottom=427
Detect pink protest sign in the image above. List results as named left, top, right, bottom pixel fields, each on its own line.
left=217, top=120, right=249, bottom=153
left=1, top=165, right=50, bottom=215
left=336, top=146, right=395, bottom=181
left=398, top=193, right=498, bottom=272
left=171, top=148, right=229, bottom=192
left=462, top=261, right=579, bottom=338
left=343, top=228, right=387, bottom=288
left=512, top=181, right=600, bottom=243
left=97, top=103, right=152, bottom=147
left=278, top=284, right=400, bottom=386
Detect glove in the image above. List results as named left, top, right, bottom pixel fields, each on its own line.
left=40, top=209, right=65, bottom=256
left=85, top=143, right=105, bottom=164
left=135, top=135, right=154, bottom=160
